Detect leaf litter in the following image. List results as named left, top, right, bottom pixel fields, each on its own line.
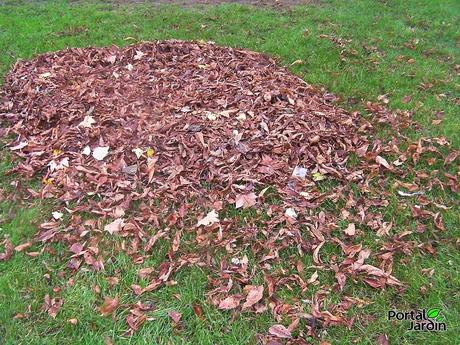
left=0, top=40, right=458, bottom=341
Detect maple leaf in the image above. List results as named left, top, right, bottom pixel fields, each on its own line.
left=235, top=192, right=257, bottom=209
left=197, top=210, right=219, bottom=227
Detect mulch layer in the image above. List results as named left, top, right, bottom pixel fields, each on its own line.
left=0, top=40, right=458, bottom=342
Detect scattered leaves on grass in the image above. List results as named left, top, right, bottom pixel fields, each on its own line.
left=0, top=40, right=457, bottom=341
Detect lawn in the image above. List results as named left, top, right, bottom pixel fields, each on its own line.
left=0, top=0, right=459, bottom=344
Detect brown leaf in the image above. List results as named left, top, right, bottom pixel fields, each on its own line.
left=444, top=151, right=458, bottom=165
left=218, top=295, right=241, bottom=310
left=42, top=294, right=63, bottom=318
left=376, top=221, right=392, bottom=237
left=14, top=241, right=33, bottom=252
left=235, top=192, right=257, bottom=209
left=268, top=324, right=292, bottom=339
left=0, top=239, right=13, bottom=261
left=137, top=267, right=155, bottom=279
left=192, top=303, right=204, bottom=320
left=100, top=296, right=119, bottom=316
left=242, top=285, right=264, bottom=310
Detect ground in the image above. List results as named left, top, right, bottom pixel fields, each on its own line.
left=0, top=0, right=459, bottom=344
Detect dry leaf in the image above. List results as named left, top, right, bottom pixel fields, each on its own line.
left=78, top=115, right=96, bottom=128
left=344, top=223, right=356, bottom=236
left=100, top=296, right=119, bottom=316
left=93, top=146, right=110, bottom=161
left=197, top=210, right=219, bottom=227
left=235, top=192, right=257, bottom=209
left=104, top=218, right=125, bottom=235
left=218, top=295, right=241, bottom=310
left=242, top=285, right=264, bottom=310
left=375, top=155, right=391, bottom=169
left=268, top=324, right=292, bottom=339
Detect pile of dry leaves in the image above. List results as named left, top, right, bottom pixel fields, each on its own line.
left=0, top=40, right=457, bottom=342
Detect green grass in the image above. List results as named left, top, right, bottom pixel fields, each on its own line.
left=0, top=0, right=459, bottom=344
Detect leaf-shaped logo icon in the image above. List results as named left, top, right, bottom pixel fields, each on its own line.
left=427, top=308, right=441, bottom=319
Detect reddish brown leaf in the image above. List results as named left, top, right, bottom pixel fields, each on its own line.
left=100, top=297, right=119, bottom=316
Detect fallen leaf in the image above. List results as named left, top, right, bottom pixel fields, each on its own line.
left=10, top=142, right=28, bottom=151
left=92, top=146, right=110, bottom=161
left=192, top=303, right=204, bottom=320
left=168, top=310, right=182, bottom=323
left=344, top=223, right=356, bottom=236
left=242, top=285, right=264, bottom=310
left=78, top=115, right=96, bottom=128
left=43, top=294, right=63, bottom=318
left=285, top=208, right=297, bottom=219
left=197, top=210, right=219, bottom=227
left=268, top=324, right=292, bottom=339
left=100, top=296, right=119, bottom=316
left=104, top=218, right=125, bottom=235
left=14, top=242, right=32, bottom=252
left=312, top=172, right=326, bottom=181
left=52, top=211, right=63, bottom=220
left=375, top=155, right=391, bottom=169
left=218, top=295, right=241, bottom=310
left=235, top=192, right=257, bottom=209
left=0, top=239, right=13, bottom=261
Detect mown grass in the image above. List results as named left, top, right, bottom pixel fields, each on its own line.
left=0, top=1, right=459, bottom=344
